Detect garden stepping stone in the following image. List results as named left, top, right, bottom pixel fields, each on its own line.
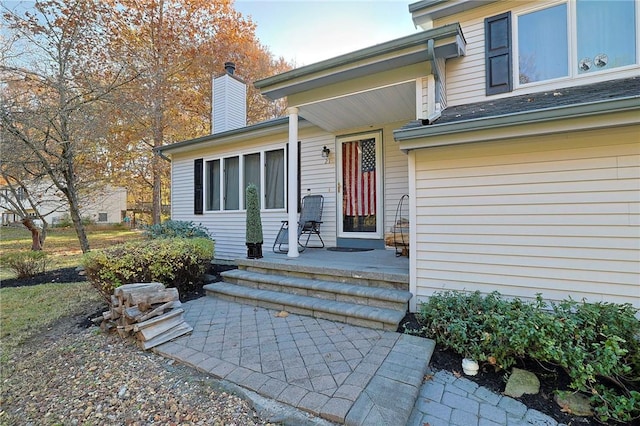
left=504, top=368, right=540, bottom=398
left=555, top=391, right=593, bottom=417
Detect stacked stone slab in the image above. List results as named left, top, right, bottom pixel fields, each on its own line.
left=204, top=259, right=411, bottom=330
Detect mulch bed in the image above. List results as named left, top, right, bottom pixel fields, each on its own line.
left=3, top=267, right=598, bottom=425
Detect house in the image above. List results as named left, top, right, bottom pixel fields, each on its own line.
left=157, top=0, right=639, bottom=312
left=1, top=181, right=127, bottom=226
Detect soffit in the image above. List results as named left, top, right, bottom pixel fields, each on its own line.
left=298, top=81, right=416, bottom=133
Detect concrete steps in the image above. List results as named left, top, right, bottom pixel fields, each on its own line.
left=204, top=258, right=412, bottom=331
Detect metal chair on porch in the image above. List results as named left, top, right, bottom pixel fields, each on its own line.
left=273, top=194, right=325, bottom=253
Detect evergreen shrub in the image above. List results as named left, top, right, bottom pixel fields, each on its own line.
left=415, top=291, right=639, bottom=424
left=143, top=220, right=211, bottom=240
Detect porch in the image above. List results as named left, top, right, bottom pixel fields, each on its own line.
left=207, top=247, right=411, bottom=331
left=240, top=246, right=409, bottom=278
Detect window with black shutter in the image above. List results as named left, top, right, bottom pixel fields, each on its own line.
left=485, top=12, right=512, bottom=95
left=194, top=158, right=203, bottom=215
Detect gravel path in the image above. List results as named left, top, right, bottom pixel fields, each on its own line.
left=0, top=316, right=276, bottom=426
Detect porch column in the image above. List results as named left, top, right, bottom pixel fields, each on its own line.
left=287, top=107, right=299, bottom=258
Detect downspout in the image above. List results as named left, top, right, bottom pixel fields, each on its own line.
left=426, top=39, right=442, bottom=124
left=154, top=147, right=171, bottom=162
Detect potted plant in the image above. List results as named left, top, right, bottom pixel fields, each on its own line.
left=245, top=184, right=263, bottom=259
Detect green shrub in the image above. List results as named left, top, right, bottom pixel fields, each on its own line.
left=82, top=237, right=214, bottom=301
left=0, top=251, right=48, bottom=278
left=245, top=184, right=263, bottom=244
left=143, top=220, right=211, bottom=240
left=415, top=291, right=640, bottom=424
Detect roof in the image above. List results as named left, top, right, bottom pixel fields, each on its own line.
left=156, top=117, right=311, bottom=157
left=439, top=77, right=639, bottom=125
left=254, top=23, right=464, bottom=100
left=394, top=77, right=640, bottom=149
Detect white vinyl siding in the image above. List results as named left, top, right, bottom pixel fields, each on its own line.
left=299, top=130, right=338, bottom=249
left=412, top=126, right=640, bottom=310
left=383, top=125, right=409, bottom=239
left=171, top=137, right=292, bottom=260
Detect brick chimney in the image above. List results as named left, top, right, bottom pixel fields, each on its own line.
left=211, top=62, right=246, bottom=134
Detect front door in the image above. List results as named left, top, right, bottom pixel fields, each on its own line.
left=337, top=131, right=383, bottom=243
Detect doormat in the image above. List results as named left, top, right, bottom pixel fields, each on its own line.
left=327, top=247, right=374, bottom=252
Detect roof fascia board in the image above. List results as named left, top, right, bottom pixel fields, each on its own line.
left=410, top=0, right=498, bottom=28
left=255, top=24, right=462, bottom=99
left=156, top=117, right=310, bottom=156
left=394, top=97, right=640, bottom=152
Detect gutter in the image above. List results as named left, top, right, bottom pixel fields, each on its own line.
left=155, top=117, right=297, bottom=156
left=394, top=96, right=640, bottom=151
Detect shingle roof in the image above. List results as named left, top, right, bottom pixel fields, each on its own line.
left=403, top=76, right=639, bottom=130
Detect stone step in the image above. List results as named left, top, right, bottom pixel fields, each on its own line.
left=235, top=258, right=408, bottom=291
left=221, top=269, right=412, bottom=311
left=204, top=282, right=406, bottom=331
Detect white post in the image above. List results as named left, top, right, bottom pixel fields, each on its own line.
left=287, top=107, right=300, bottom=258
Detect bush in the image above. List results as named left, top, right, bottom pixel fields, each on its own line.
left=82, top=237, right=214, bottom=301
left=143, top=220, right=211, bottom=240
left=0, top=251, right=48, bottom=278
left=415, top=291, right=640, bottom=424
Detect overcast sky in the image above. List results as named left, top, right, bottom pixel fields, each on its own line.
left=234, top=0, right=419, bottom=66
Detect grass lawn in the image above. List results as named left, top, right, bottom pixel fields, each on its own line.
left=0, top=225, right=144, bottom=362
left=0, top=225, right=144, bottom=280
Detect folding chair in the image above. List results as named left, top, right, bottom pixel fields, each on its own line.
left=273, top=194, right=325, bottom=253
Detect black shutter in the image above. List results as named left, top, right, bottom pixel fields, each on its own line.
left=194, top=158, right=203, bottom=215
left=485, top=12, right=512, bottom=95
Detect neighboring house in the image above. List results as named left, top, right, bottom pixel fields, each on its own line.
left=1, top=182, right=127, bottom=226
left=157, top=0, right=639, bottom=312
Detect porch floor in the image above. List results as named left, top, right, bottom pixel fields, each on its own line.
left=236, top=246, right=409, bottom=279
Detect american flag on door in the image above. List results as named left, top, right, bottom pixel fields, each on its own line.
left=343, top=138, right=376, bottom=217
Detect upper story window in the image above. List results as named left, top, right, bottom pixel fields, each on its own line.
left=485, top=0, right=637, bottom=94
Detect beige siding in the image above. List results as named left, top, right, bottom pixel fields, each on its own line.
left=435, top=0, right=640, bottom=106
left=413, top=126, right=640, bottom=309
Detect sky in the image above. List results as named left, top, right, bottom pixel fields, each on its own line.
left=234, top=0, right=419, bottom=66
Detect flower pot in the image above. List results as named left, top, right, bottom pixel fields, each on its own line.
left=462, top=358, right=479, bottom=376
left=246, top=242, right=263, bottom=259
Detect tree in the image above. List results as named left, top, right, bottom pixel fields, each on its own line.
left=1, top=0, right=136, bottom=252
left=103, top=0, right=292, bottom=224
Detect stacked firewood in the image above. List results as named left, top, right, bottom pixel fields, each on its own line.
left=101, top=282, right=192, bottom=350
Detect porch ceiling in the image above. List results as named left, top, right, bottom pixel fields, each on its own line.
left=297, top=81, right=416, bottom=132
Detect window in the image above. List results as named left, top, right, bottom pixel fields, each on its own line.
left=206, top=159, right=220, bottom=211
left=486, top=1, right=637, bottom=93
left=576, top=0, right=636, bottom=74
left=98, top=212, right=108, bottom=222
left=265, top=149, right=285, bottom=209
left=204, top=148, right=287, bottom=212
left=243, top=153, right=260, bottom=209
left=518, top=4, right=568, bottom=84
left=224, top=156, right=239, bottom=210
